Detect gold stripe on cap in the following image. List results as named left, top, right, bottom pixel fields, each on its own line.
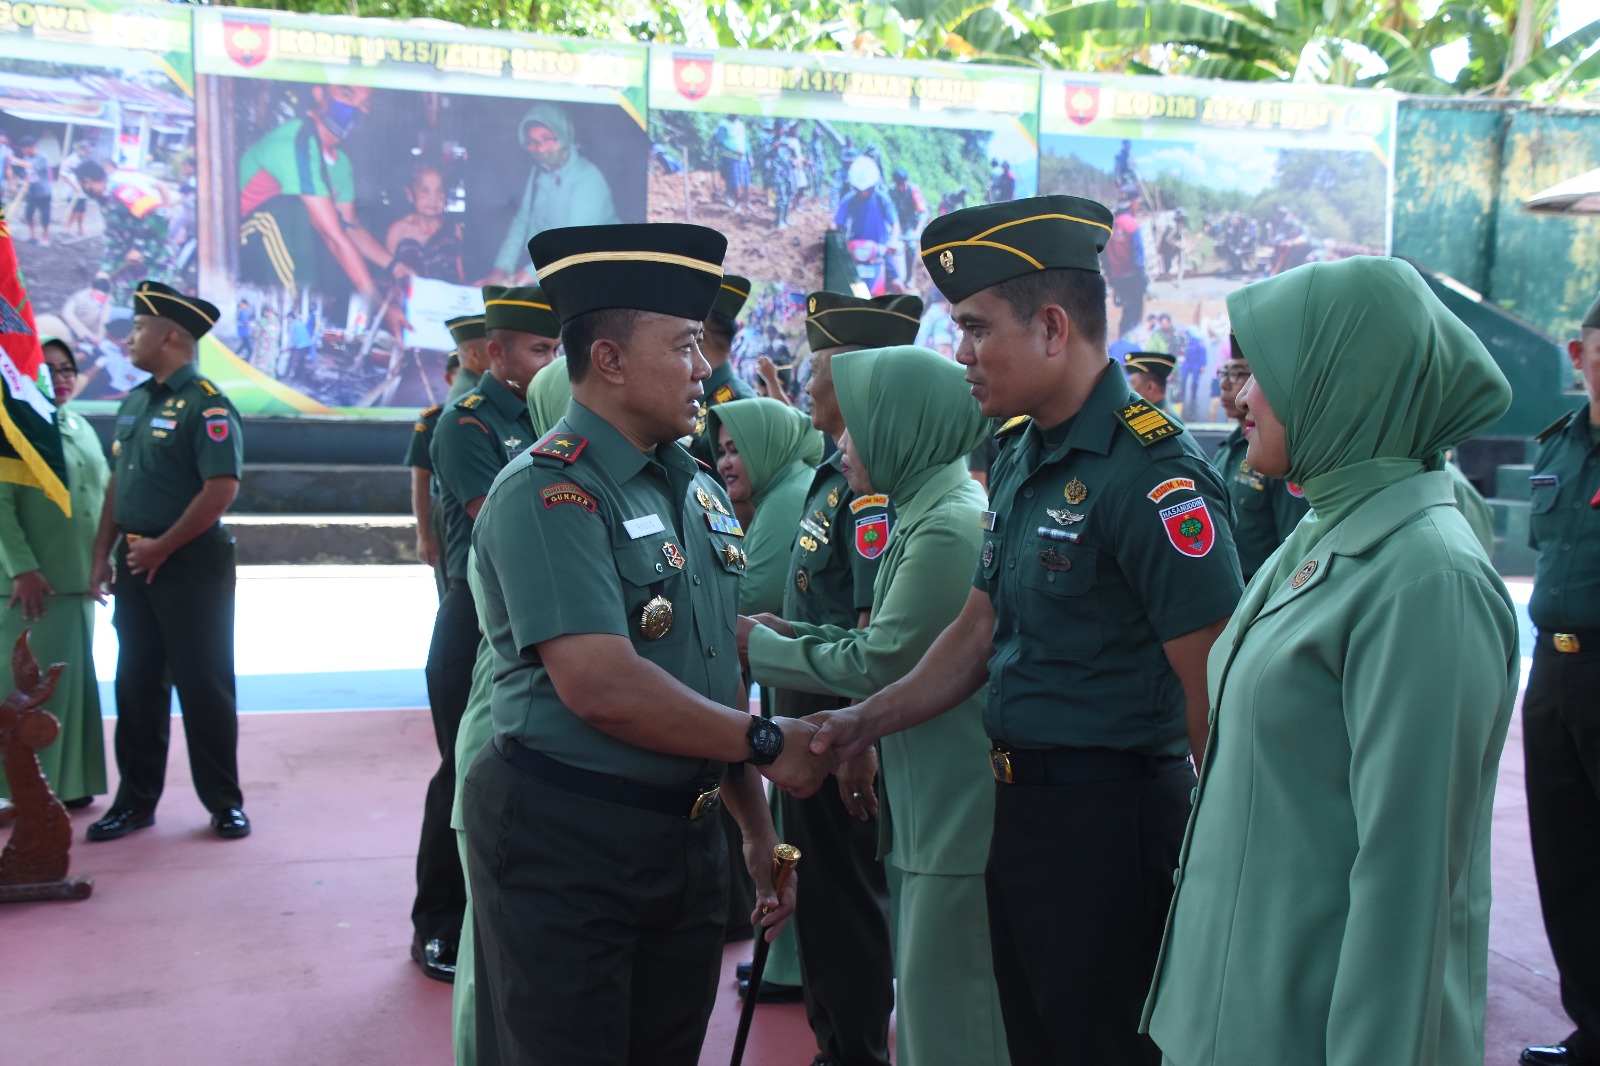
left=811, top=307, right=922, bottom=326
left=920, top=239, right=1044, bottom=271
left=538, top=250, right=724, bottom=280
left=807, top=319, right=844, bottom=346
left=136, top=290, right=217, bottom=326
left=974, top=212, right=1113, bottom=240
left=452, top=315, right=486, bottom=326
left=485, top=299, right=554, bottom=312
left=720, top=281, right=750, bottom=296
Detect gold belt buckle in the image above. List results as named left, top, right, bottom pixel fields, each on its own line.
left=689, top=786, right=721, bottom=819
left=124, top=533, right=143, bottom=543
left=989, top=747, right=1015, bottom=785
left=1554, top=632, right=1582, bottom=654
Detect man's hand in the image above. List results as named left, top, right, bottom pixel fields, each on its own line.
left=804, top=704, right=877, bottom=764
left=7, top=570, right=53, bottom=620
left=744, top=833, right=798, bottom=944
left=737, top=612, right=795, bottom=667
left=89, top=556, right=114, bottom=604
left=415, top=531, right=440, bottom=567
left=837, top=744, right=879, bottom=822
left=758, top=716, right=836, bottom=798
left=124, top=536, right=173, bottom=584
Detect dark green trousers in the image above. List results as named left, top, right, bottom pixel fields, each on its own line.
left=464, top=741, right=727, bottom=1066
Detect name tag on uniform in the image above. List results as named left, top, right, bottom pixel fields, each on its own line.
left=1529, top=474, right=1559, bottom=488
left=150, top=417, right=178, bottom=430
left=624, top=514, right=665, bottom=539
left=980, top=510, right=997, bottom=531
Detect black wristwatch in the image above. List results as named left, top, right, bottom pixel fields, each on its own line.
left=745, top=716, right=785, bottom=766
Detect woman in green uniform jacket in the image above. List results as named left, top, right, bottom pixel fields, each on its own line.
left=743, top=345, right=1009, bottom=1065
left=450, top=357, right=571, bottom=1065
left=707, top=398, right=823, bottom=616
left=1143, top=257, right=1519, bottom=1066
left=0, top=338, right=110, bottom=806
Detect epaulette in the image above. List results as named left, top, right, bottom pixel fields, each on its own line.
left=456, top=393, right=485, bottom=410
left=196, top=377, right=220, bottom=397
left=1115, top=400, right=1182, bottom=447
left=1534, top=409, right=1577, bottom=445
left=994, top=415, right=1030, bottom=438
left=695, top=456, right=715, bottom=473
left=530, top=430, right=588, bottom=464
left=419, top=404, right=442, bottom=419
left=712, top=384, right=735, bottom=405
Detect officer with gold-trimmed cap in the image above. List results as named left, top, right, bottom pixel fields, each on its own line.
left=462, top=223, right=831, bottom=1064
left=86, top=280, right=251, bottom=844
left=1123, top=349, right=1178, bottom=415
left=802, top=195, right=1243, bottom=1065
left=413, top=284, right=556, bottom=984
left=690, top=274, right=757, bottom=467
left=445, top=311, right=491, bottom=402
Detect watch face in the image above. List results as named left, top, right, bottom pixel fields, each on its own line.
left=751, top=718, right=784, bottom=760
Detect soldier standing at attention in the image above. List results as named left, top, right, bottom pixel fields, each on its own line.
left=1211, top=351, right=1308, bottom=581
left=1521, top=294, right=1600, bottom=1066
left=690, top=275, right=757, bottom=469
left=806, top=196, right=1243, bottom=1064
left=86, top=281, right=249, bottom=843
left=415, top=285, right=557, bottom=982
left=463, top=223, right=830, bottom=1064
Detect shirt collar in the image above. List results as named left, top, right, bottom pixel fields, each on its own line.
left=479, top=372, right=532, bottom=429
left=1033, top=359, right=1133, bottom=464
left=561, top=400, right=697, bottom=483
left=144, top=361, right=197, bottom=397
left=1324, top=471, right=1457, bottom=558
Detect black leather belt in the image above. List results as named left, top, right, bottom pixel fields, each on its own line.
left=493, top=734, right=721, bottom=819
left=989, top=744, right=1190, bottom=785
left=1538, top=628, right=1600, bottom=656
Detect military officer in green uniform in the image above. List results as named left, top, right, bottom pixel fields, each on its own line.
left=1124, top=350, right=1177, bottom=416
left=405, top=352, right=459, bottom=598
left=445, top=313, right=491, bottom=403
left=86, top=281, right=250, bottom=843
left=1210, top=351, right=1309, bottom=581
left=1520, top=293, right=1600, bottom=1066
left=805, top=197, right=1244, bottom=1065
left=462, top=223, right=829, bottom=1065
left=690, top=274, right=757, bottom=468
left=415, top=285, right=558, bottom=982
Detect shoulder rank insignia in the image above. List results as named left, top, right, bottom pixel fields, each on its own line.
left=1535, top=409, right=1577, bottom=444
left=1116, top=401, right=1181, bottom=446
left=456, top=393, right=486, bottom=410
left=995, top=415, right=1031, bottom=438
left=418, top=404, right=442, bottom=419
left=712, top=384, right=735, bottom=405
left=849, top=493, right=889, bottom=514
left=195, top=377, right=220, bottom=397
left=531, top=432, right=588, bottom=463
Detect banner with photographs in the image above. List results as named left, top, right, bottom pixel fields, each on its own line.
left=193, top=8, right=649, bottom=415
left=0, top=0, right=196, bottom=411
left=1040, top=72, right=1395, bottom=425
left=648, top=49, right=1040, bottom=400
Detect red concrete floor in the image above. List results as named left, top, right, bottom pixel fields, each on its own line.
left=0, top=702, right=1573, bottom=1065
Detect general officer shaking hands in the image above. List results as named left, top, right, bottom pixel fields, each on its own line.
left=461, top=222, right=833, bottom=1066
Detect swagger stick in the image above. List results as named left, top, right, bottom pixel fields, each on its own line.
left=729, top=844, right=801, bottom=1066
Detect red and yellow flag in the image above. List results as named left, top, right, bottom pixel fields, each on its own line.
left=0, top=207, right=68, bottom=516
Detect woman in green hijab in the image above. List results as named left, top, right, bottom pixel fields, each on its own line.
left=1142, top=257, right=1520, bottom=1065
left=743, top=345, right=1009, bottom=1065
left=707, top=398, right=824, bottom=616
left=451, top=357, right=572, bottom=1064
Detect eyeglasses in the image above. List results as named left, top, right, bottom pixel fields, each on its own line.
left=1215, top=369, right=1250, bottom=383
left=47, top=365, right=78, bottom=379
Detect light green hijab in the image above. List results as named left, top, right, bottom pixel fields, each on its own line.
left=832, top=345, right=988, bottom=513
left=706, top=398, right=824, bottom=614
left=526, top=356, right=571, bottom=437
left=1227, top=255, right=1510, bottom=584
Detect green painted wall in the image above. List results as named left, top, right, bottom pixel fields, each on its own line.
left=1392, top=102, right=1505, bottom=295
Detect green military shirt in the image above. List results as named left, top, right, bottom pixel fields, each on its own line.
left=1211, top=425, right=1309, bottom=581
left=472, top=401, right=748, bottom=787
left=404, top=403, right=445, bottom=554
left=690, top=360, right=756, bottom=466
left=110, top=362, right=244, bottom=533
left=772, top=454, right=888, bottom=719
left=431, top=374, right=534, bottom=583
left=1528, top=406, right=1600, bottom=630
left=445, top=367, right=481, bottom=405
left=978, top=362, right=1243, bottom=756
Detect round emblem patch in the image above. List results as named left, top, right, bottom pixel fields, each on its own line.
left=640, top=596, right=674, bottom=640
left=795, top=569, right=810, bottom=593
left=1290, top=560, right=1318, bottom=589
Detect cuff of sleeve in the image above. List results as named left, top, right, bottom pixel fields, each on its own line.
left=1151, top=590, right=1240, bottom=643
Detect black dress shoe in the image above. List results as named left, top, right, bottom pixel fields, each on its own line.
left=62, top=796, right=93, bottom=810
left=736, top=977, right=804, bottom=1003
left=211, top=808, right=251, bottom=839
left=1523, top=1047, right=1572, bottom=1065
left=86, top=807, right=155, bottom=841
left=411, top=937, right=457, bottom=983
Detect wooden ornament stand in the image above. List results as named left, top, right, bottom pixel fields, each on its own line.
left=0, top=632, right=92, bottom=902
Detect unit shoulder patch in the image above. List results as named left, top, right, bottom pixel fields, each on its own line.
left=1116, top=400, right=1181, bottom=446
left=849, top=493, right=890, bottom=514
left=530, top=432, right=588, bottom=464
left=201, top=406, right=230, bottom=418
left=1535, top=409, right=1577, bottom=444
left=456, top=416, right=489, bottom=435
left=541, top=482, right=596, bottom=512
left=995, top=415, right=1031, bottom=438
